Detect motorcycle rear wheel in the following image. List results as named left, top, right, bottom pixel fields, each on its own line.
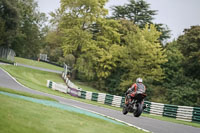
left=133, top=103, right=143, bottom=117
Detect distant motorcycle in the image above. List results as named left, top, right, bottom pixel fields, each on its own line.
left=122, top=93, right=147, bottom=117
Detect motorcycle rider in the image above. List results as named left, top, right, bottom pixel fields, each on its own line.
left=125, top=78, right=146, bottom=106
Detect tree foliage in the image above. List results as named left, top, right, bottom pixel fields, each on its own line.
left=111, top=0, right=170, bottom=42
left=177, top=26, right=200, bottom=79
left=162, top=35, right=200, bottom=106
left=12, top=0, right=47, bottom=58
left=112, top=0, right=156, bottom=27
left=0, top=0, right=19, bottom=47
left=120, top=24, right=167, bottom=89
left=0, top=0, right=47, bottom=58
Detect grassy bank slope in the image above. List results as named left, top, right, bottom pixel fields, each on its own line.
left=15, top=57, right=63, bottom=71
left=0, top=94, right=145, bottom=133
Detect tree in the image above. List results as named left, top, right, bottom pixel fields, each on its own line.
left=58, top=0, right=108, bottom=30
left=55, top=0, right=114, bottom=79
left=112, top=0, right=156, bottom=28
left=11, top=0, right=47, bottom=58
left=177, top=26, right=200, bottom=79
left=111, top=0, right=170, bottom=42
left=161, top=39, right=200, bottom=106
left=0, top=0, right=19, bottom=47
left=120, top=24, right=167, bottom=90
left=163, top=41, right=185, bottom=84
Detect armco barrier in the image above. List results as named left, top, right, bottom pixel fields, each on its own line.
left=105, top=94, right=114, bottom=105
left=112, top=95, right=122, bottom=107
left=120, top=97, right=125, bottom=108
left=144, top=101, right=151, bottom=113
left=176, top=106, right=193, bottom=122
left=97, top=93, right=106, bottom=104
left=150, top=102, right=164, bottom=115
left=193, top=107, right=200, bottom=122
left=68, top=87, right=80, bottom=97
left=86, top=91, right=92, bottom=100
left=80, top=90, right=86, bottom=99
left=47, top=80, right=68, bottom=93
left=92, top=93, right=98, bottom=101
left=46, top=80, right=81, bottom=96
left=163, top=104, right=178, bottom=118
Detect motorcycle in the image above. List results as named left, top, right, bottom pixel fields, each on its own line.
left=122, top=93, right=147, bottom=117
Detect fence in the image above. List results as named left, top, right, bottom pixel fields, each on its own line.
left=0, top=47, right=15, bottom=61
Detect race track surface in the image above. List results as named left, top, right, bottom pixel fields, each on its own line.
left=0, top=67, right=200, bottom=133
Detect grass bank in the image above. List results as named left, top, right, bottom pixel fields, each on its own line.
left=15, top=57, right=63, bottom=71
left=0, top=87, right=56, bottom=102
left=0, top=58, right=14, bottom=64
left=0, top=94, right=146, bottom=133
left=73, top=80, right=106, bottom=93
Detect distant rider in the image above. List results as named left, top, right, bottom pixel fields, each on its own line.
left=125, top=78, right=146, bottom=105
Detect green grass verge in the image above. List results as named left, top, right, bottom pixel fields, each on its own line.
left=0, top=58, right=14, bottom=64
left=0, top=94, right=146, bottom=133
left=0, top=87, right=56, bottom=102
left=73, top=80, right=106, bottom=93
left=1, top=65, right=200, bottom=128
left=15, top=57, right=63, bottom=71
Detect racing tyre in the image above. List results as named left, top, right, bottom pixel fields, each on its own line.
left=122, top=105, right=128, bottom=115
left=134, top=103, right=143, bottom=117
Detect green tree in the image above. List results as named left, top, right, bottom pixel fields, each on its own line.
left=111, top=0, right=170, bottom=42
left=0, top=0, right=19, bottom=47
left=11, top=0, right=47, bottom=58
left=42, top=30, right=63, bottom=63
left=163, top=41, right=185, bottom=84
left=58, top=0, right=108, bottom=30
left=112, top=0, right=156, bottom=27
left=54, top=0, right=113, bottom=79
left=120, top=24, right=167, bottom=90
left=177, top=25, right=200, bottom=79
left=64, top=19, right=122, bottom=81
left=160, top=39, right=200, bottom=106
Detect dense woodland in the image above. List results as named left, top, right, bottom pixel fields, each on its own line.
left=0, top=0, right=200, bottom=107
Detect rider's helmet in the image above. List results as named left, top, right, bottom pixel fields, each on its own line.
left=136, top=78, right=143, bottom=83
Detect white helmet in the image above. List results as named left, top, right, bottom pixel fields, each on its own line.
left=136, top=78, right=143, bottom=83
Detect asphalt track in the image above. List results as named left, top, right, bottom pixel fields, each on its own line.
left=0, top=67, right=200, bottom=133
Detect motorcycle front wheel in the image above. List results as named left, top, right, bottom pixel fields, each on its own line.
left=122, top=104, right=128, bottom=115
